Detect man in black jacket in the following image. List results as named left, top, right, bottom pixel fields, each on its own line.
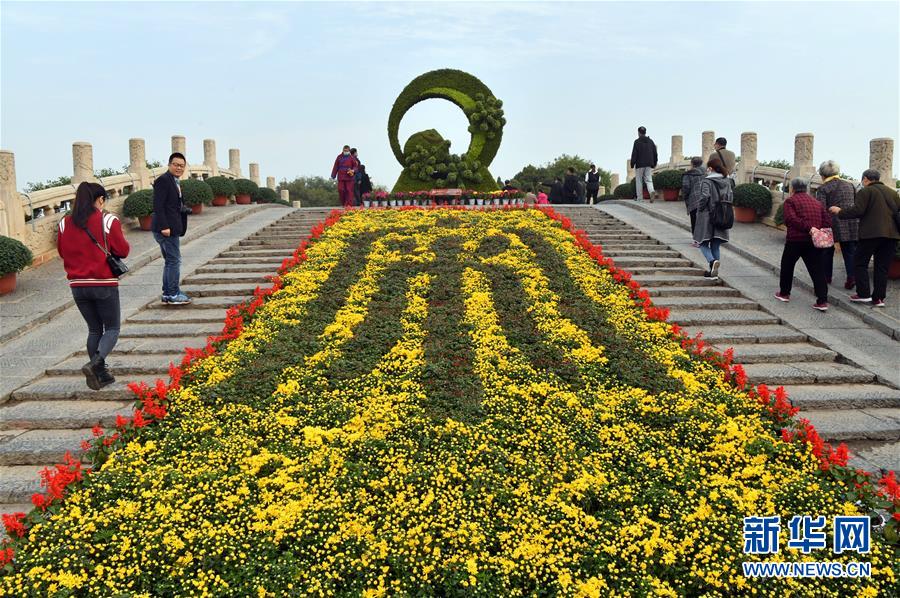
left=544, top=177, right=564, bottom=204
left=586, top=164, right=601, bottom=204
left=152, top=152, right=191, bottom=305
left=563, top=167, right=579, bottom=203
left=630, top=126, right=658, bottom=203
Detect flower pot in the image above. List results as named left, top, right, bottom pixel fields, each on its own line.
left=477, top=199, right=484, bottom=206
left=0, top=272, right=17, bottom=295
left=734, top=206, right=757, bottom=223
left=138, top=215, right=153, bottom=231
left=235, top=194, right=252, bottom=205
left=212, top=196, right=228, bottom=207
left=363, top=200, right=371, bottom=208
left=642, top=189, right=650, bottom=200
left=191, top=204, right=203, bottom=215
left=662, top=188, right=680, bottom=201
left=888, top=258, right=900, bottom=280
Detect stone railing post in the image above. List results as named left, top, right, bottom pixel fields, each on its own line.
left=625, top=159, right=634, bottom=181
left=203, top=139, right=218, bottom=176
left=280, top=189, right=290, bottom=202
left=72, top=142, right=96, bottom=186
left=869, top=138, right=895, bottom=188
left=171, top=135, right=189, bottom=179
left=738, top=131, right=758, bottom=184
left=670, top=135, right=683, bottom=166
left=128, top=138, right=151, bottom=189
left=266, top=176, right=276, bottom=190
left=249, top=163, right=260, bottom=185
left=790, top=133, right=815, bottom=180
left=0, top=150, right=26, bottom=240
left=610, top=173, right=620, bottom=190
left=228, top=149, right=241, bottom=177
left=701, top=131, right=715, bottom=162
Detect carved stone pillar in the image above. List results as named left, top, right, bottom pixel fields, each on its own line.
left=128, top=138, right=151, bottom=189
left=625, top=159, right=634, bottom=181
left=869, top=138, right=895, bottom=188
left=790, top=133, right=815, bottom=179
left=701, top=131, right=715, bottom=162
left=171, top=135, right=189, bottom=179
left=670, top=135, right=683, bottom=165
left=203, top=139, right=218, bottom=176
left=249, top=163, right=260, bottom=185
left=738, top=132, right=758, bottom=184
left=610, top=173, right=620, bottom=190
left=228, top=149, right=241, bottom=177
left=0, top=150, right=26, bottom=240
left=72, top=142, right=96, bottom=186
left=266, top=176, right=275, bottom=190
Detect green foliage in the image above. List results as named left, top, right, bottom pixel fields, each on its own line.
left=122, top=189, right=154, bottom=218
left=0, top=235, right=33, bottom=276
left=774, top=203, right=785, bottom=226
left=614, top=183, right=636, bottom=199
left=760, top=159, right=791, bottom=170
left=279, top=176, right=340, bottom=207
left=401, top=130, right=486, bottom=190
left=206, top=176, right=236, bottom=198
left=597, top=194, right=617, bottom=202
left=253, top=187, right=278, bottom=204
left=651, top=169, right=684, bottom=190
left=180, top=179, right=214, bottom=206
left=733, top=183, right=773, bottom=215
left=233, top=178, right=259, bottom=196
left=513, top=155, right=611, bottom=193
left=24, top=176, right=72, bottom=193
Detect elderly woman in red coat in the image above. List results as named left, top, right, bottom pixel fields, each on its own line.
left=331, top=145, right=359, bottom=207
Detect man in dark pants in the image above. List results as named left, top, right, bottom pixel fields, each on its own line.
left=563, top=167, right=579, bottom=203
left=152, top=152, right=191, bottom=305
left=830, top=169, right=900, bottom=308
left=630, top=126, right=658, bottom=202
left=586, top=164, right=601, bottom=204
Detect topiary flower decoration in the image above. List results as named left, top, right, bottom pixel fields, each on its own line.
left=389, top=69, right=505, bottom=192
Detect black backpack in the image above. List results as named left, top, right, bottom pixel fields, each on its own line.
left=710, top=180, right=734, bottom=230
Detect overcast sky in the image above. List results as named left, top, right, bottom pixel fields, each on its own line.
left=2, top=1, right=898, bottom=191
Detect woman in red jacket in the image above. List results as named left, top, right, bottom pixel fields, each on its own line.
left=57, top=182, right=130, bottom=389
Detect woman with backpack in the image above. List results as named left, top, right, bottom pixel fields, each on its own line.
left=692, top=156, right=733, bottom=280
left=57, top=182, right=130, bottom=389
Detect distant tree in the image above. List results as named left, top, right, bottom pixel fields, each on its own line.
left=760, top=159, right=792, bottom=170
left=512, top=154, right=611, bottom=192
left=278, top=176, right=340, bottom=207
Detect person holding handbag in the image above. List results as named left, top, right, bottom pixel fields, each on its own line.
left=774, top=177, right=831, bottom=311
left=57, top=182, right=131, bottom=389
left=830, top=169, right=900, bottom=308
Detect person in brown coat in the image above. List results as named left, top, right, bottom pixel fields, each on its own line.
left=708, top=137, right=737, bottom=176
left=829, top=169, right=900, bottom=307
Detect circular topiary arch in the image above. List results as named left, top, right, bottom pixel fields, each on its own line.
left=389, top=69, right=505, bottom=192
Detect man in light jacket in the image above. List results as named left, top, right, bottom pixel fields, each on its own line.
left=630, top=126, right=658, bottom=202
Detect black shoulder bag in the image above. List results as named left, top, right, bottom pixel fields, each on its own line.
left=82, top=217, right=129, bottom=277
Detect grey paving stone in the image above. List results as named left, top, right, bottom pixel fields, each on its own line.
left=118, top=322, right=223, bottom=338
left=655, top=296, right=758, bottom=310
left=784, top=384, right=900, bottom=409
left=647, top=286, right=741, bottom=297
left=682, top=324, right=808, bottom=345
left=622, top=266, right=707, bottom=276
left=742, top=363, right=815, bottom=385
left=802, top=409, right=900, bottom=442
left=717, top=343, right=837, bottom=364
left=127, top=309, right=227, bottom=324
left=112, top=336, right=212, bottom=354
left=608, top=257, right=693, bottom=268
left=179, top=283, right=261, bottom=297
left=206, top=257, right=285, bottom=266
left=143, top=296, right=248, bottom=310
left=0, top=466, right=44, bottom=502
left=634, top=274, right=720, bottom=287
left=47, top=353, right=182, bottom=376
left=0, top=400, right=132, bottom=430
left=604, top=249, right=681, bottom=257
left=11, top=375, right=161, bottom=402
left=0, top=428, right=94, bottom=465
left=668, top=309, right=780, bottom=326
left=182, top=272, right=271, bottom=284
left=792, top=362, right=876, bottom=384
left=846, top=440, right=900, bottom=473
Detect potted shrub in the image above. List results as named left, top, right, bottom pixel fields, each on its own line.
left=0, top=235, right=33, bottom=295
left=206, top=176, right=235, bottom=206
left=253, top=187, right=278, bottom=204
left=652, top=169, right=684, bottom=201
left=233, top=178, right=258, bottom=204
left=733, top=183, right=773, bottom=223
left=613, top=183, right=636, bottom=199
left=123, top=189, right=154, bottom=230
left=181, top=178, right=214, bottom=215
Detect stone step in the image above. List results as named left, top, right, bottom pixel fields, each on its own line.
left=742, top=362, right=876, bottom=385
left=784, top=384, right=900, bottom=410
left=682, top=324, right=808, bottom=344
left=0, top=466, right=44, bottom=503
left=587, top=234, right=652, bottom=241
left=182, top=272, right=271, bottom=284
left=180, top=283, right=261, bottom=297
left=714, top=343, right=837, bottom=364
left=10, top=374, right=161, bottom=402
left=144, top=296, right=248, bottom=310
left=128, top=309, right=227, bottom=324
left=0, top=400, right=132, bottom=430
left=846, top=440, right=900, bottom=473
left=634, top=274, right=720, bottom=287
left=195, top=263, right=280, bottom=274
left=0, top=429, right=94, bottom=465
left=208, top=257, right=285, bottom=265
left=593, top=241, right=665, bottom=248
left=802, top=409, right=900, bottom=442
left=668, top=309, right=780, bottom=327
left=238, top=240, right=299, bottom=248
left=607, top=257, right=693, bottom=268
left=622, top=266, right=707, bottom=276
left=247, top=233, right=305, bottom=240
left=47, top=353, right=183, bottom=376
left=603, top=249, right=682, bottom=258
left=646, top=286, right=742, bottom=297
left=654, top=296, right=757, bottom=310
left=219, top=249, right=294, bottom=259
left=119, top=322, right=223, bottom=338
left=109, top=336, right=211, bottom=354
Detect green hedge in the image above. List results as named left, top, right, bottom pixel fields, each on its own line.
left=0, top=235, right=33, bottom=276
left=614, top=183, right=636, bottom=199
left=206, top=176, right=236, bottom=198
left=180, top=179, right=214, bottom=206
left=652, top=169, right=684, bottom=190
left=597, top=194, right=617, bottom=202
left=774, top=203, right=784, bottom=226
left=733, top=183, right=773, bottom=216
left=234, top=178, right=258, bottom=196
left=253, top=187, right=278, bottom=204
left=122, top=189, right=154, bottom=218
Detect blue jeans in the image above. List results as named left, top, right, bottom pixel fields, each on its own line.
left=699, top=239, right=722, bottom=263
left=153, top=231, right=182, bottom=297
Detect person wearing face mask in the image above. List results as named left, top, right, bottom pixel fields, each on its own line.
left=692, top=157, right=733, bottom=280
left=331, top=145, right=360, bottom=208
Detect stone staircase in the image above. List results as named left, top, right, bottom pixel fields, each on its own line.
left=0, top=208, right=333, bottom=519
left=554, top=206, right=900, bottom=473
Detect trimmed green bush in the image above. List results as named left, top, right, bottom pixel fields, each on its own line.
left=614, top=183, right=636, bottom=199
left=0, top=235, right=33, bottom=276
left=652, top=169, right=684, bottom=190
left=734, top=183, right=773, bottom=216
left=253, top=187, right=278, bottom=204
left=206, top=176, right=236, bottom=198
left=122, top=189, right=154, bottom=218
left=234, top=178, right=259, bottom=196
left=774, top=203, right=785, bottom=226
left=180, top=179, right=214, bottom=206
left=597, top=194, right=617, bottom=202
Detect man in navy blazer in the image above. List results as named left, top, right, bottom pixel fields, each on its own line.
left=152, top=152, right=191, bottom=304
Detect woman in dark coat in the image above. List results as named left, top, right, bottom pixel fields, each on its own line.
left=815, top=160, right=859, bottom=289
left=692, top=157, right=732, bottom=280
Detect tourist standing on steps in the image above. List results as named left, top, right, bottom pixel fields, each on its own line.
left=350, top=148, right=362, bottom=205
left=576, top=176, right=587, bottom=204
left=707, top=137, right=737, bottom=178
left=630, top=126, right=657, bottom=202
left=830, top=169, right=900, bottom=308
left=681, top=156, right=705, bottom=238
left=563, top=167, right=579, bottom=203
left=692, top=157, right=732, bottom=281
left=816, top=160, right=859, bottom=289
left=586, top=164, right=601, bottom=204
left=58, top=182, right=130, bottom=390
left=774, top=178, right=831, bottom=311
left=152, top=152, right=191, bottom=305
left=544, top=177, right=564, bottom=204
left=331, top=145, right=359, bottom=208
